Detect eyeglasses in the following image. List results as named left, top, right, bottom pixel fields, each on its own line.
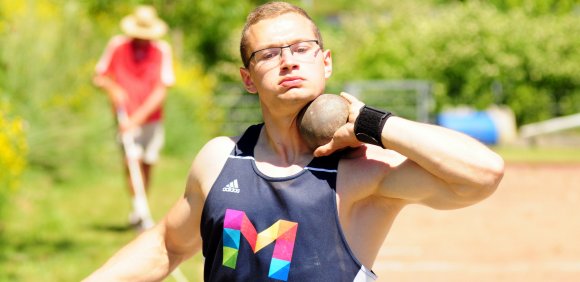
left=248, top=40, right=320, bottom=67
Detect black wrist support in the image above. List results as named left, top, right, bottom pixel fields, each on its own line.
left=354, top=105, right=393, bottom=148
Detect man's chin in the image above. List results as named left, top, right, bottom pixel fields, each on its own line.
left=283, top=87, right=321, bottom=97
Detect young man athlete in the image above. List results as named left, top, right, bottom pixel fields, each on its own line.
left=85, top=2, right=504, bottom=281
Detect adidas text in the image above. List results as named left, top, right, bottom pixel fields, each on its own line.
left=222, top=179, right=240, bottom=193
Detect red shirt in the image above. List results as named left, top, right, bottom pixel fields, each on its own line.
left=96, top=36, right=174, bottom=123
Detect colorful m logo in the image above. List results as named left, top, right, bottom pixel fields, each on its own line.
left=222, top=209, right=298, bottom=281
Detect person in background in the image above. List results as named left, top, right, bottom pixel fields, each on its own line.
left=93, top=5, right=174, bottom=228
left=85, top=2, right=504, bottom=281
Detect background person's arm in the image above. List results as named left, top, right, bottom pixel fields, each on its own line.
left=93, top=74, right=128, bottom=109
left=122, top=83, right=167, bottom=131
left=93, top=36, right=129, bottom=110
left=125, top=40, right=174, bottom=131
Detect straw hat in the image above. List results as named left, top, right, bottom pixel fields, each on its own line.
left=120, top=5, right=168, bottom=40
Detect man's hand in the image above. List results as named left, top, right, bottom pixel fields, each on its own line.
left=119, top=117, right=138, bottom=133
left=93, top=75, right=128, bottom=108
left=313, top=92, right=365, bottom=157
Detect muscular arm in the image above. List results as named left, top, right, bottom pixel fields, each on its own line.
left=315, top=93, right=504, bottom=209
left=82, top=225, right=180, bottom=281
left=82, top=136, right=236, bottom=281
left=377, top=117, right=504, bottom=209
left=82, top=168, right=204, bottom=282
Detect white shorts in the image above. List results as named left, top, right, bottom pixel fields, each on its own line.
left=120, top=122, right=164, bottom=164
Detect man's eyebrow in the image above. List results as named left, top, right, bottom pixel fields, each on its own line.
left=254, top=39, right=311, bottom=50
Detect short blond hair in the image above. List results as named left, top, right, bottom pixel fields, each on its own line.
left=240, top=1, right=323, bottom=68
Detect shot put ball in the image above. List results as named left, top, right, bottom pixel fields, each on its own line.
left=298, top=94, right=349, bottom=150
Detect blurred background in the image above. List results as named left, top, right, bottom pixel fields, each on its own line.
left=1, top=0, right=579, bottom=281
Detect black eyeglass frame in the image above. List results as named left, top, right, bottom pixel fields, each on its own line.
left=247, top=39, right=320, bottom=66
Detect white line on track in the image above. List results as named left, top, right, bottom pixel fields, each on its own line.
left=374, top=261, right=580, bottom=273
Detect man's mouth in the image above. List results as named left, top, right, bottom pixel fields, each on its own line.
left=279, top=77, right=304, bottom=88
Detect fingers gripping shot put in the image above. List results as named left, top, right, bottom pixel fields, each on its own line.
left=298, top=93, right=349, bottom=150
left=85, top=2, right=504, bottom=281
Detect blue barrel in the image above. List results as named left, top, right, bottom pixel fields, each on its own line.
left=437, top=111, right=498, bottom=145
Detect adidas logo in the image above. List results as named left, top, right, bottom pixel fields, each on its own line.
left=222, top=179, right=240, bottom=193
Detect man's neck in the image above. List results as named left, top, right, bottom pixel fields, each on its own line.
left=130, top=38, right=151, bottom=62
left=252, top=120, right=313, bottom=177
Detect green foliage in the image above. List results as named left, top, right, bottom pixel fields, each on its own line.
left=154, top=1, right=255, bottom=71
left=479, top=0, right=578, bottom=15
left=164, top=61, right=218, bottom=157
left=1, top=1, right=106, bottom=177
left=328, top=0, right=580, bottom=125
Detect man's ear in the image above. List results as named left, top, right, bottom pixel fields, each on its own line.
left=240, top=67, right=257, bottom=93
left=323, top=50, right=333, bottom=79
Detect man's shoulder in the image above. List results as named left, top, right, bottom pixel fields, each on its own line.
left=151, top=39, right=172, bottom=53
left=192, top=135, right=247, bottom=197
left=199, top=136, right=238, bottom=156
left=107, top=35, right=131, bottom=49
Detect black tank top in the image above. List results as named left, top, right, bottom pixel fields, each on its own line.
left=201, top=124, right=376, bottom=281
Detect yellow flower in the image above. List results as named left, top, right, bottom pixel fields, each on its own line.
left=0, top=103, right=28, bottom=192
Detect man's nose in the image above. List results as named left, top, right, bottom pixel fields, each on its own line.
left=279, top=48, right=298, bottom=68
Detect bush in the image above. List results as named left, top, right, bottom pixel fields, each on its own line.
left=163, top=61, right=219, bottom=158
left=0, top=100, right=27, bottom=219
left=329, top=1, right=580, bottom=125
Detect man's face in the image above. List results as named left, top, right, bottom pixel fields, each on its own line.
left=240, top=13, right=332, bottom=110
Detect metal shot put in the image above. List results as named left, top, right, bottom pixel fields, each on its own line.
left=298, top=93, right=349, bottom=150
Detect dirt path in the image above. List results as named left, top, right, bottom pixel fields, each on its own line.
left=374, top=163, right=580, bottom=281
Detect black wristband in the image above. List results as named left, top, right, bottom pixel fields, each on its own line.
left=354, top=105, right=393, bottom=148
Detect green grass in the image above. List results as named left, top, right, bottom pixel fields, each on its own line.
left=493, top=145, right=580, bottom=163
left=2, top=144, right=579, bottom=281
left=0, top=156, right=203, bottom=282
